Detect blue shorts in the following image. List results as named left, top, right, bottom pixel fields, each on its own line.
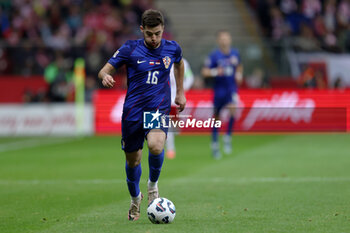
left=214, top=92, right=239, bottom=116
left=121, top=120, right=168, bottom=153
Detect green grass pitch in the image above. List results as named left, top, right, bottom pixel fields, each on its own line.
left=0, top=134, right=350, bottom=233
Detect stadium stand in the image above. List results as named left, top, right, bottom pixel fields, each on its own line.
left=0, top=0, right=349, bottom=103
left=248, top=0, right=350, bottom=53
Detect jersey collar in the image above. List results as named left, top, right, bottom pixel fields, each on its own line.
left=142, top=39, right=165, bottom=52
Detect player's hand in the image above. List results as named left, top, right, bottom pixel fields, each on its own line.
left=175, top=93, right=186, bottom=112
left=101, top=74, right=116, bottom=88
left=217, top=67, right=224, bottom=76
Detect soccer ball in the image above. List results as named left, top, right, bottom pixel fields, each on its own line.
left=147, top=197, right=176, bottom=224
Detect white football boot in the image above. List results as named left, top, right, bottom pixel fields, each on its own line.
left=223, top=135, right=232, bottom=154
left=211, top=141, right=222, bottom=159
left=128, top=193, right=143, bottom=221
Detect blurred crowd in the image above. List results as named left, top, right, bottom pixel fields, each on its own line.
left=0, top=0, right=348, bottom=103
left=0, top=0, right=176, bottom=102
left=248, top=0, right=350, bottom=52
left=0, top=0, right=175, bottom=75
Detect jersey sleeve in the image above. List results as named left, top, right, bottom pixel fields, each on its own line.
left=174, top=42, right=183, bottom=63
left=108, top=41, right=133, bottom=69
left=204, top=52, right=216, bottom=69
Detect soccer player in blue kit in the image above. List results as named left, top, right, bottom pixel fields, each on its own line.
left=202, top=30, right=243, bottom=159
left=98, top=9, right=186, bottom=221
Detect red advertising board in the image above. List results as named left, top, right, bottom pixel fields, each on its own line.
left=94, top=89, right=350, bottom=134
left=0, top=76, right=48, bottom=103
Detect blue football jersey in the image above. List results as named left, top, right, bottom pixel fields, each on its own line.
left=108, top=39, right=182, bottom=121
left=205, top=48, right=240, bottom=96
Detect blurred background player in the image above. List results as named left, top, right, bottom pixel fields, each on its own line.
left=98, top=9, right=186, bottom=221
left=166, top=58, right=194, bottom=159
left=201, top=30, right=243, bottom=159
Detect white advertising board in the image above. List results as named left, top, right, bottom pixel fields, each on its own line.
left=288, top=52, right=350, bottom=87
left=0, top=104, right=93, bottom=136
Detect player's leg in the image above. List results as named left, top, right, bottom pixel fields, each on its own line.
left=223, top=103, right=236, bottom=154
left=122, top=121, right=145, bottom=221
left=125, top=150, right=143, bottom=202
left=211, top=106, right=222, bottom=159
left=125, top=149, right=144, bottom=221
left=146, top=129, right=166, bottom=203
left=223, top=93, right=239, bottom=154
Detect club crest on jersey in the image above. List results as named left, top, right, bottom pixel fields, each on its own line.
left=162, top=56, right=171, bottom=69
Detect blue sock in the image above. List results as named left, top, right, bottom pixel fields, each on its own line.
left=227, top=117, right=235, bottom=135
left=212, top=126, right=219, bottom=143
left=148, top=150, right=164, bottom=182
left=125, top=162, right=141, bottom=197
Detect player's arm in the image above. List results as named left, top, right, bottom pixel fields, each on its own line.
left=99, top=41, right=131, bottom=88
left=201, top=67, right=212, bottom=78
left=173, top=59, right=186, bottom=112
left=98, top=63, right=116, bottom=88
left=201, top=57, right=223, bottom=78
left=202, top=67, right=226, bottom=78
left=235, top=64, right=243, bottom=85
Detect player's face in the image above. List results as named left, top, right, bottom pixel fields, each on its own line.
left=217, top=32, right=232, bottom=51
left=140, top=24, right=164, bottom=49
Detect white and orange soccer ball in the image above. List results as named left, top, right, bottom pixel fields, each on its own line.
left=147, top=197, right=176, bottom=224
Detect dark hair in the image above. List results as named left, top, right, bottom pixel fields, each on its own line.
left=141, top=9, right=164, bottom=28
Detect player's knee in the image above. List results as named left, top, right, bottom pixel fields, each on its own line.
left=126, top=156, right=141, bottom=168
left=148, top=140, right=164, bottom=155
left=126, top=159, right=141, bottom=168
left=149, top=145, right=163, bottom=155
left=147, top=131, right=165, bottom=155
left=227, top=104, right=237, bottom=116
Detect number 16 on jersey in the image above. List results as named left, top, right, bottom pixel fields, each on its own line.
left=146, top=71, right=159, bottom=84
